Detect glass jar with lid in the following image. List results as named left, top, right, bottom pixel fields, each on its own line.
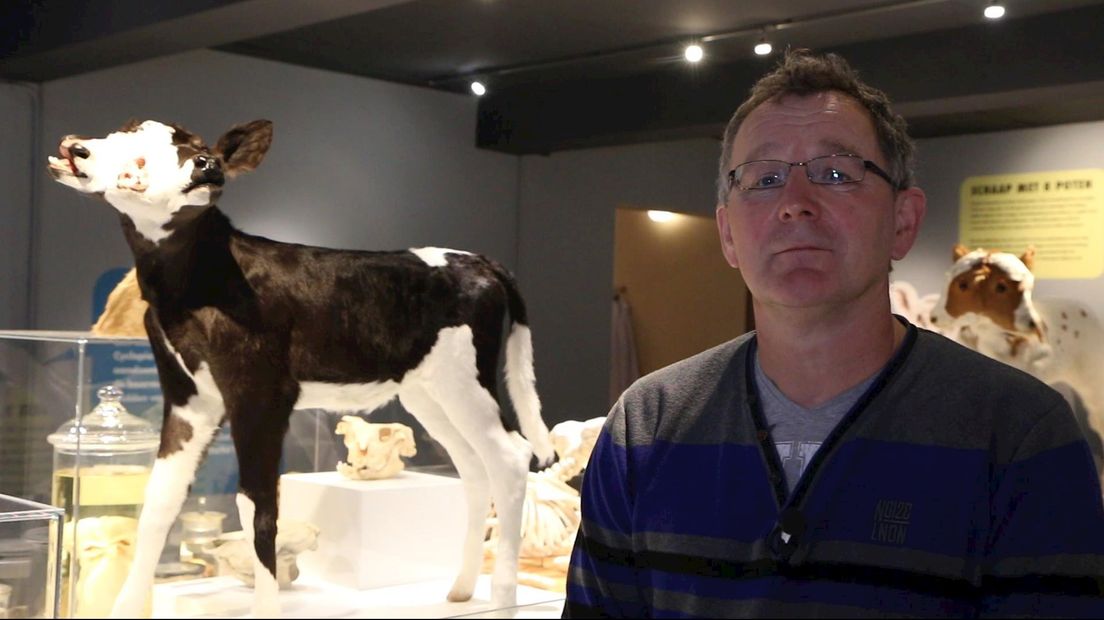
left=46, top=385, right=159, bottom=617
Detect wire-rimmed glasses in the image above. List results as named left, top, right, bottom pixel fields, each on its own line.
left=727, top=153, right=899, bottom=193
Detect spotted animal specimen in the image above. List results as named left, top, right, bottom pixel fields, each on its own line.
left=48, top=119, right=554, bottom=616
left=929, top=244, right=1104, bottom=473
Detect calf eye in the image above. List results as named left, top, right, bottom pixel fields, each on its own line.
left=958, top=281, right=968, bottom=291
left=995, top=282, right=1007, bottom=293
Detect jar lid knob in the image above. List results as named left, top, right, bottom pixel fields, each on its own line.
left=97, top=385, right=123, bottom=402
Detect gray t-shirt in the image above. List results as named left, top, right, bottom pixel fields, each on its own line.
left=754, top=353, right=876, bottom=494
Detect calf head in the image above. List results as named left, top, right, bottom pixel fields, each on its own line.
left=931, top=244, right=1043, bottom=338
left=48, top=119, right=273, bottom=243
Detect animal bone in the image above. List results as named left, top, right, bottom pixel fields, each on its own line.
left=212, top=520, right=320, bottom=588
left=485, top=416, right=606, bottom=560
left=334, top=417, right=417, bottom=480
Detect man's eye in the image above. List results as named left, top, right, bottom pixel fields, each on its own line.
left=751, top=173, right=784, bottom=188
left=816, top=168, right=853, bottom=184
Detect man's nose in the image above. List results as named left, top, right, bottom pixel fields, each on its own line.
left=777, top=171, right=820, bottom=221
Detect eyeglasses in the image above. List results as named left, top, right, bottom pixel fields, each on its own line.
left=727, top=153, right=899, bottom=192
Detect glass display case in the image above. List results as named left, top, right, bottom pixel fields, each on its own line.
left=0, top=330, right=566, bottom=618
left=0, top=493, right=64, bottom=619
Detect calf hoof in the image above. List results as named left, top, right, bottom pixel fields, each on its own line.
left=109, top=589, right=146, bottom=618
left=447, top=584, right=475, bottom=602
left=252, top=597, right=281, bottom=618
left=490, top=583, right=517, bottom=610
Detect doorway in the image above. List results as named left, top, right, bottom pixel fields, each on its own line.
left=611, top=207, right=750, bottom=397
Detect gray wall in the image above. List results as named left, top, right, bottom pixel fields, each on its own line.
left=34, top=49, right=519, bottom=330
left=515, top=118, right=1104, bottom=426
left=898, top=119, right=1104, bottom=303
left=0, top=82, right=36, bottom=330
left=9, top=46, right=1104, bottom=430
left=517, top=140, right=722, bottom=424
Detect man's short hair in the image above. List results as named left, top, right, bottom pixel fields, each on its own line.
left=717, top=49, right=916, bottom=204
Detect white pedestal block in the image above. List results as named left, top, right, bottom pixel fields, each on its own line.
left=279, top=470, right=467, bottom=590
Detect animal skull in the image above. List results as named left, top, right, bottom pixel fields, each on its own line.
left=334, top=416, right=417, bottom=480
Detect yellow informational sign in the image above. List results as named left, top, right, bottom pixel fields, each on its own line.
left=959, top=169, right=1104, bottom=279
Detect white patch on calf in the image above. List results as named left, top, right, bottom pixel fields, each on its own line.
left=52, top=120, right=213, bottom=244
left=946, top=250, right=988, bottom=280
left=505, top=324, right=554, bottom=466
left=236, top=493, right=281, bottom=617
left=410, top=247, right=472, bottom=267
left=295, top=379, right=401, bottom=413
left=401, top=324, right=530, bottom=609
left=111, top=362, right=224, bottom=618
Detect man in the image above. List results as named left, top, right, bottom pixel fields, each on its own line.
left=564, top=50, right=1104, bottom=618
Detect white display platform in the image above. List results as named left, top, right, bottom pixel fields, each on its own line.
left=151, top=573, right=565, bottom=618
left=278, top=470, right=468, bottom=590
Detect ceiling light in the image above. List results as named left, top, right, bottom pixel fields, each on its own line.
left=647, top=210, right=676, bottom=223
left=754, top=36, right=773, bottom=56
left=984, top=1, right=1005, bottom=19
left=470, top=81, right=487, bottom=96
left=684, top=44, right=704, bottom=63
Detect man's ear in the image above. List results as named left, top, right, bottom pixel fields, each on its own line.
left=214, top=120, right=273, bottom=177
left=716, top=204, right=740, bottom=269
left=890, top=186, right=926, bottom=261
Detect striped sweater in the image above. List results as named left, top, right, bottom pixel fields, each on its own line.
left=565, top=326, right=1104, bottom=617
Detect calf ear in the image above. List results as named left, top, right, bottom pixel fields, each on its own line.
left=953, top=243, right=969, bottom=262
left=215, top=120, right=273, bottom=177
left=1020, top=246, right=1036, bottom=271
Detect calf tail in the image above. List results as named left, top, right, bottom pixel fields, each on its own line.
left=494, top=264, right=555, bottom=467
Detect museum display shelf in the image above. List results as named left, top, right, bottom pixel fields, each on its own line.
left=152, top=573, right=565, bottom=618
left=0, top=330, right=566, bottom=618
left=0, top=493, right=64, bottom=619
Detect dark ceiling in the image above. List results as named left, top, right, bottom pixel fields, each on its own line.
left=3, top=0, right=1104, bottom=155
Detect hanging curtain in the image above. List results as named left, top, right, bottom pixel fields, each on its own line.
left=610, top=288, right=641, bottom=406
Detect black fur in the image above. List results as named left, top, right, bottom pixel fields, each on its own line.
left=124, top=205, right=529, bottom=574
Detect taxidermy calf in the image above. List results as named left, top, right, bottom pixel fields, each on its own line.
left=928, top=244, right=1104, bottom=474
left=47, top=119, right=555, bottom=617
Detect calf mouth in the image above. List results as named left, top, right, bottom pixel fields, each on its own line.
left=183, top=168, right=225, bottom=194
left=47, top=144, right=88, bottom=179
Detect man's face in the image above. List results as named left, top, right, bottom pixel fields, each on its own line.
left=716, top=91, right=924, bottom=313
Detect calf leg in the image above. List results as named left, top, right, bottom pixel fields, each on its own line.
left=110, top=407, right=221, bottom=617
left=398, top=385, right=491, bottom=602
left=427, top=372, right=532, bottom=610
left=229, top=401, right=292, bottom=619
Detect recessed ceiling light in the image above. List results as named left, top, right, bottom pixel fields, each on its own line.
left=754, top=37, right=773, bottom=56
left=470, top=81, right=487, bottom=96
left=684, top=44, right=704, bottom=63
left=984, top=1, right=1005, bottom=19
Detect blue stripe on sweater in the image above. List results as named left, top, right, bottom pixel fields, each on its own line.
left=989, top=440, right=1104, bottom=557
left=804, top=437, right=989, bottom=556
left=647, top=573, right=976, bottom=616
left=629, top=440, right=779, bottom=540
left=982, top=591, right=1104, bottom=617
